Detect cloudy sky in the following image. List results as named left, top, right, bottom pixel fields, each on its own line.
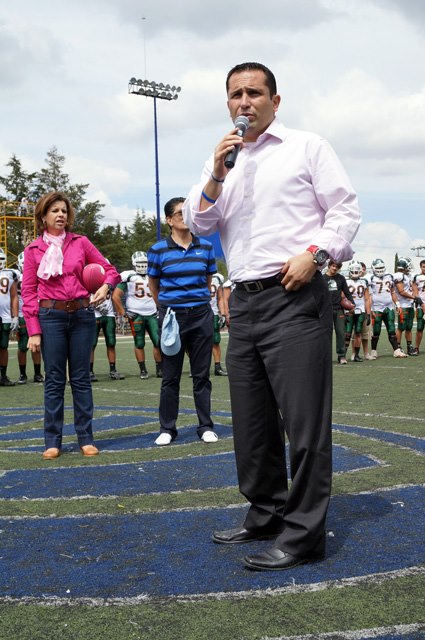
left=1, top=0, right=424, bottom=270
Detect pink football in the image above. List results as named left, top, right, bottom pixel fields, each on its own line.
left=82, top=263, right=105, bottom=293
left=341, top=296, right=356, bottom=311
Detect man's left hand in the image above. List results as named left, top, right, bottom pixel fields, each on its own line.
left=280, top=253, right=317, bottom=291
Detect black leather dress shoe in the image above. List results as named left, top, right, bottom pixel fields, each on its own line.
left=243, top=547, right=324, bottom=571
left=212, top=527, right=281, bottom=545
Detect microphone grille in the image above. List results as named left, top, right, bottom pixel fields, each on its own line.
left=234, top=115, right=250, bottom=132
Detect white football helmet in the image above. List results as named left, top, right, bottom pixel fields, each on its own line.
left=0, top=248, right=6, bottom=270
left=371, top=258, right=386, bottom=277
left=131, top=251, right=148, bottom=275
left=397, top=257, right=413, bottom=274
left=348, top=260, right=362, bottom=279
left=17, top=252, right=25, bottom=272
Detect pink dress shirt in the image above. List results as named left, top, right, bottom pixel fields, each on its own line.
left=183, top=119, right=361, bottom=282
left=22, top=232, right=121, bottom=336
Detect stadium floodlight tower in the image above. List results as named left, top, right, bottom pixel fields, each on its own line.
left=128, top=77, right=181, bottom=240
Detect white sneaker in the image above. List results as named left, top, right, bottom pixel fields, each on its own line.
left=350, top=353, right=355, bottom=361
left=201, top=430, right=218, bottom=443
left=393, top=348, right=408, bottom=358
left=370, top=350, right=378, bottom=360
left=364, top=353, right=373, bottom=360
left=155, top=433, right=172, bottom=446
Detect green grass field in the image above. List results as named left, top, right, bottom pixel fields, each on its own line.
left=0, top=333, right=424, bottom=640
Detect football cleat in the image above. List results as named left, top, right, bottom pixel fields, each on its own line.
left=393, top=348, right=408, bottom=358
left=214, top=365, right=228, bottom=376
left=370, top=350, right=378, bottom=360
left=110, top=371, right=125, bottom=380
left=33, top=374, right=44, bottom=383
left=18, top=374, right=28, bottom=384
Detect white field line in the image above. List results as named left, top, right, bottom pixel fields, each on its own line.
left=0, top=565, right=423, bottom=607
left=1, top=482, right=423, bottom=516
left=333, top=410, right=425, bottom=424
left=333, top=429, right=425, bottom=457
left=261, top=621, right=425, bottom=639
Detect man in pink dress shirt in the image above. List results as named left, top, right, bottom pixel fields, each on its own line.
left=184, top=62, right=361, bottom=571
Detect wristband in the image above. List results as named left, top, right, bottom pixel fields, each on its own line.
left=211, top=173, right=225, bottom=183
left=201, top=191, right=217, bottom=204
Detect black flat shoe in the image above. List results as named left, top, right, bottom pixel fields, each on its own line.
left=243, top=547, right=324, bottom=571
left=212, top=527, right=281, bottom=545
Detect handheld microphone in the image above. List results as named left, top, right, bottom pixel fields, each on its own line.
left=224, top=115, right=250, bottom=169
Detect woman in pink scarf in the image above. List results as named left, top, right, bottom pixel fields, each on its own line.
left=22, top=191, right=121, bottom=460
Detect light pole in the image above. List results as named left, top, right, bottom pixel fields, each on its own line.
left=128, top=78, right=181, bottom=240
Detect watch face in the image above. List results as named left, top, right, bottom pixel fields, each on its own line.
left=315, top=250, right=328, bottom=265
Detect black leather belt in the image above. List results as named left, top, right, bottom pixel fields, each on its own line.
left=234, top=274, right=283, bottom=293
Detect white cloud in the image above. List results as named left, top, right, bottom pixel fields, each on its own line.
left=66, top=156, right=131, bottom=196
left=0, top=0, right=424, bottom=248
left=300, top=69, right=425, bottom=163
left=351, top=221, right=421, bottom=271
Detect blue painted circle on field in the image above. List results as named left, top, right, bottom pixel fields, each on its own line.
left=1, top=406, right=424, bottom=601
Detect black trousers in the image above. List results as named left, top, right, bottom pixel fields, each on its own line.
left=226, top=273, right=333, bottom=557
left=158, top=303, right=214, bottom=438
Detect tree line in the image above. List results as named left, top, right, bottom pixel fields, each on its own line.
left=0, top=147, right=169, bottom=272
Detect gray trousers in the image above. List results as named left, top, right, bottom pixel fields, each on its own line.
left=226, top=272, right=333, bottom=557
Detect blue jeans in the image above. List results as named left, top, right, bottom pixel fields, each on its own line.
left=39, top=306, right=96, bottom=449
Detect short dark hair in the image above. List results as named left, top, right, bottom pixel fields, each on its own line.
left=34, top=191, right=75, bottom=235
left=226, top=62, right=277, bottom=98
left=420, top=259, right=425, bottom=267
left=329, top=260, right=342, bottom=269
left=164, top=197, right=185, bottom=219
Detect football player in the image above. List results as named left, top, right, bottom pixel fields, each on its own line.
left=0, top=248, right=19, bottom=385
left=349, top=261, right=373, bottom=360
left=222, top=278, right=235, bottom=327
left=15, top=252, right=45, bottom=383
left=112, top=251, right=162, bottom=379
left=369, top=258, right=407, bottom=358
left=209, top=272, right=227, bottom=376
left=412, top=259, right=425, bottom=354
left=90, top=290, right=125, bottom=382
left=394, top=257, right=421, bottom=356
left=345, top=260, right=371, bottom=362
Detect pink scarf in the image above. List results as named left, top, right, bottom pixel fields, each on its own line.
left=37, top=231, right=66, bottom=280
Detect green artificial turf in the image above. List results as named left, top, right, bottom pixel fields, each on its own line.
left=1, top=333, right=424, bottom=640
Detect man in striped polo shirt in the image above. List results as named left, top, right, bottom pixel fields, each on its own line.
left=147, top=197, right=218, bottom=446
